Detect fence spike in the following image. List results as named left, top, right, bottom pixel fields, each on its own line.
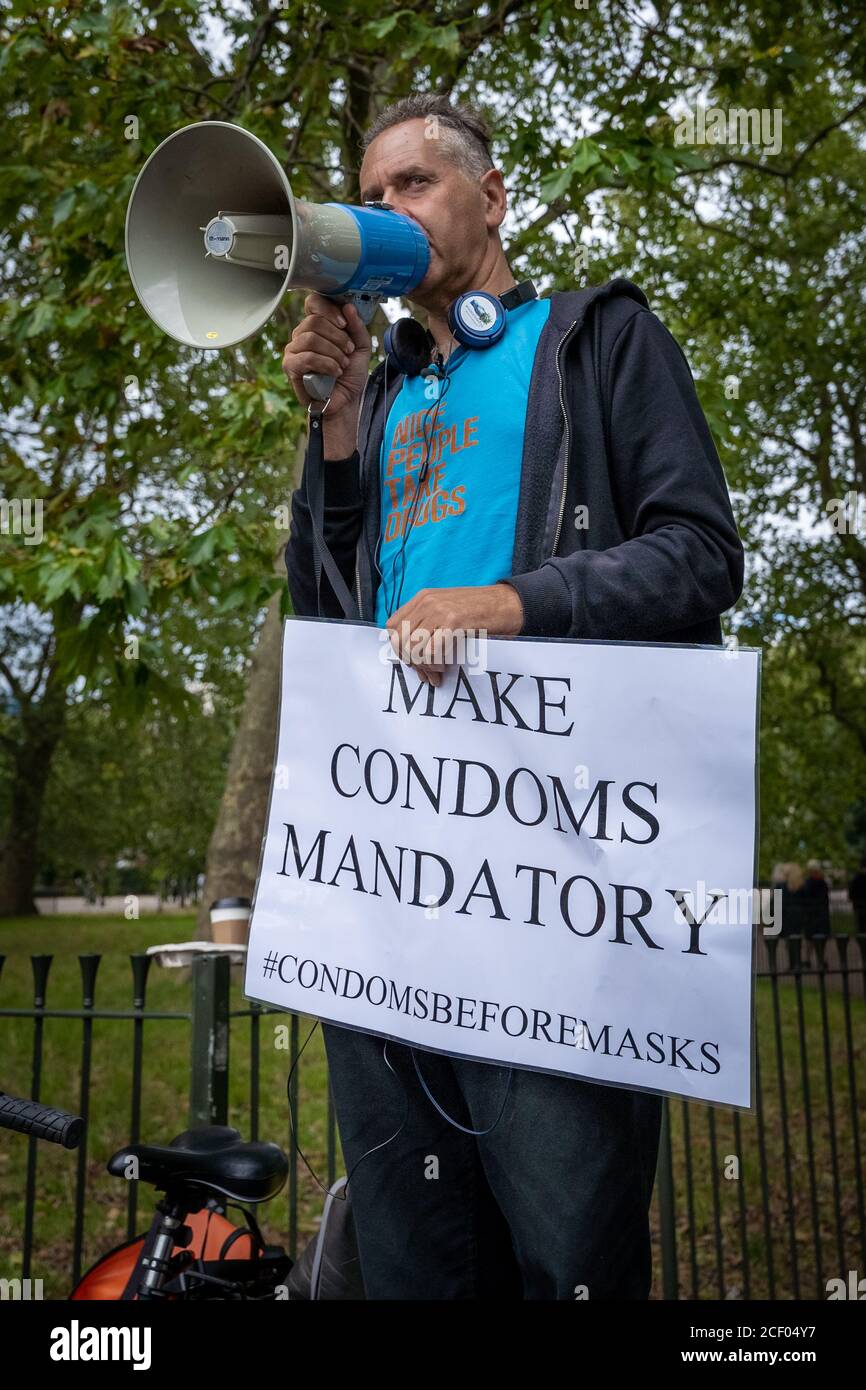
left=78, top=954, right=101, bottom=1007
left=130, top=953, right=152, bottom=1008
left=30, top=954, right=53, bottom=1006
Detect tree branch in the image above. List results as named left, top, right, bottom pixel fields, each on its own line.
left=0, top=658, right=26, bottom=705
left=224, top=7, right=283, bottom=117
left=811, top=651, right=866, bottom=759
left=788, top=94, right=866, bottom=177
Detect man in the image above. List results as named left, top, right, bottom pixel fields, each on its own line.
left=802, top=859, right=832, bottom=938
left=282, top=94, right=744, bottom=1300
left=849, top=856, right=866, bottom=933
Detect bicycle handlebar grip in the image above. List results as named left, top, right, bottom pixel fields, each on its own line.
left=0, top=1092, right=84, bottom=1149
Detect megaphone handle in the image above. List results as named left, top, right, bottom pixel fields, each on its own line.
left=303, top=293, right=381, bottom=402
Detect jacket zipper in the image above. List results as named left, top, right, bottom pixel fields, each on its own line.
left=551, top=320, right=579, bottom=557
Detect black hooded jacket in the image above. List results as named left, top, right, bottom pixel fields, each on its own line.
left=285, top=278, right=744, bottom=644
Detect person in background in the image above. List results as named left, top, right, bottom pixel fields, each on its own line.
left=781, top=862, right=807, bottom=937
left=848, top=856, right=866, bottom=934
left=801, top=859, right=832, bottom=939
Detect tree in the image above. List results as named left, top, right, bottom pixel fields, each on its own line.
left=0, top=0, right=300, bottom=911
left=30, top=593, right=254, bottom=898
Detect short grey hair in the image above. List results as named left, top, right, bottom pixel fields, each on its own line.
left=361, top=94, right=495, bottom=182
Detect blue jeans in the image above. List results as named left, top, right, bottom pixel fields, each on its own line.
left=321, top=1021, right=663, bottom=1300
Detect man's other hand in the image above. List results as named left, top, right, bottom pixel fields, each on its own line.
left=386, top=583, right=525, bottom=686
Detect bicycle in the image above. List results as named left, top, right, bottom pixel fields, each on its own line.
left=1, top=1090, right=293, bottom=1300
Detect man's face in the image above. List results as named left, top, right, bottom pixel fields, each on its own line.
left=359, top=118, right=505, bottom=313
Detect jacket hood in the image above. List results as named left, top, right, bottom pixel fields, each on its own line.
left=544, top=275, right=648, bottom=330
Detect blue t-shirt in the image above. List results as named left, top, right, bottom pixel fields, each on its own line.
left=373, top=296, right=552, bottom=624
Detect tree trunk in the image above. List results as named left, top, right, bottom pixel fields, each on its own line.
left=194, top=440, right=304, bottom=938
left=0, top=660, right=67, bottom=917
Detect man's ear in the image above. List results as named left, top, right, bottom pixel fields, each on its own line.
left=480, top=168, right=507, bottom=229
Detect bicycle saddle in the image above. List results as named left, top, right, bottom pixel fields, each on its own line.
left=108, top=1125, right=289, bottom=1204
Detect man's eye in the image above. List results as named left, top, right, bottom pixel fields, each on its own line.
left=407, top=176, right=427, bottom=186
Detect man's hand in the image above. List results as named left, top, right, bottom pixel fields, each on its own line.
left=282, top=294, right=372, bottom=457
left=386, top=583, right=525, bottom=686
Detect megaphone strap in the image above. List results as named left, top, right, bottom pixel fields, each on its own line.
left=306, top=403, right=361, bottom=620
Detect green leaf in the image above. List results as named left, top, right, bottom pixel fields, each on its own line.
left=24, top=301, right=56, bottom=337
left=125, top=577, right=149, bottom=617
left=428, top=24, right=461, bottom=57
left=214, top=587, right=248, bottom=614
left=613, top=149, right=642, bottom=174
left=366, top=14, right=400, bottom=38
left=95, top=569, right=123, bottom=601
left=186, top=529, right=219, bottom=566
left=669, top=147, right=710, bottom=171
left=42, top=561, right=82, bottom=603
left=64, top=305, right=91, bottom=330
left=572, top=139, right=602, bottom=175
left=52, top=189, right=77, bottom=227
left=539, top=166, right=573, bottom=202
left=0, top=163, right=41, bottom=185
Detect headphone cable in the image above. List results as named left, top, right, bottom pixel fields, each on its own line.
left=283, top=1020, right=514, bottom=1204
left=385, top=376, right=449, bottom=617
left=380, top=348, right=472, bottom=617
left=285, top=1021, right=411, bottom=1202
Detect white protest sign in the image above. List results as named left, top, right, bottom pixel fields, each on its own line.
left=245, top=620, right=760, bottom=1109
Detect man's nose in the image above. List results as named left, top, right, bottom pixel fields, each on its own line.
left=362, top=193, right=425, bottom=239
left=390, top=200, right=424, bottom=230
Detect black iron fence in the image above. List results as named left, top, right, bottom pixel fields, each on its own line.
left=1, top=933, right=864, bottom=1299
left=657, top=932, right=866, bottom=1299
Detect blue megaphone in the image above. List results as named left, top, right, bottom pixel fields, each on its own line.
left=125, top=121, right=430, bottom=398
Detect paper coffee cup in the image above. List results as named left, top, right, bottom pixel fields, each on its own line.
left=210, top=896, right=251, bottom=945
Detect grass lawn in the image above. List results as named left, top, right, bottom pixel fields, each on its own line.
left=1, top=913, right=863, bottom=1300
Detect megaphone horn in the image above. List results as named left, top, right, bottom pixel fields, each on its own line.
left=124, top=121, right=430, bottom=399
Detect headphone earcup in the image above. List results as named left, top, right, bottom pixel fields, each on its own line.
left=447, top=291, right=507, bottom=349
left=383, top=318, right=435, bottom=377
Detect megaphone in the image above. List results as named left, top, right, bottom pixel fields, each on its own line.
left=125, top=121, right=430, bottom=399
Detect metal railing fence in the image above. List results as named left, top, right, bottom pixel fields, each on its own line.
left=1, top=932, right=863, bottom=1299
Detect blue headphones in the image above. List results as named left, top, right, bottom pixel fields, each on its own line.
left=382, top=279, right=538, bottom=378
